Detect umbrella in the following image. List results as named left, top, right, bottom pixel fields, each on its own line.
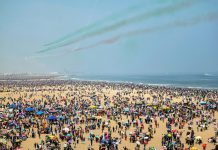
left=36, top=111, right=44, bottom=115
left=89, top=105, right=97, bottom=109
left=190, top=147, right=198, bottom=150
left=58, top=116, right=64, bottom=120
left=200, top=101, right=207, bottom=105
left=124, top=108, right=130, bottom=112
left=25, top=107, right=34, bottom=112
left=63, top=127, right=69, bottom=132
left=9, top=104, right=16, bottom=109
left=195, top=136, right=202, bottom=140
left=49, top=109, right=57, bottom=113
left=0, top=138, right=6, bottom=144
left=46, top=116, right=57, bottom=120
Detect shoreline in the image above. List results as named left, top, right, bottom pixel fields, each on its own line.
left=0, top=76, right=218, bottom=92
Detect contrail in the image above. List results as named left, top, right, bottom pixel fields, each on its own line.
left=37, top=0, right=202, bottom=53
left=67, top=13, right=218, bottom=53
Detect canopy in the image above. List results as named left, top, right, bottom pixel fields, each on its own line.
left=36, top=111, right=44, bottom=115
left=25, top=107, right=34, bottom=112
left=89, top=105, right=97, bottom=109
left=49, top=109, right=57, bottom=113
left=195, top=136, right=202, bottom=140
left=200, top=101, right=207, bottom=105
left=124, top=108, right=130, bottom=112
left=0, top=138, right=7, bottom=144
left=47, top=116, right=57, bottom=120
left=9, top=104, right=16, bottom=109
left=48, top=135, right=58, bottom=140
left=63, top=127, right=70, bottom=132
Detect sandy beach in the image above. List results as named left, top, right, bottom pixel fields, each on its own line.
left=0, top=78, right=217, bottom=150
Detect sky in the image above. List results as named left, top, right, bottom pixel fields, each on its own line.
left=0, top=0, right=218, bottom=75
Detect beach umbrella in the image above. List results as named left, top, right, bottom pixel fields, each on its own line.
left=49, top=109, right=57, bottom=113
left=195, top=136, right=202, bottom=140
left=200, top=101, right=207, bottom=105
left=124, top=108, right=130, bottom=112
left=190, top=147, right=198, bottom=150
left=36, top=110, right=44, bottom=115
left=8, top=109, right=13, bottom=112
left=46, top=115, right=57, bottom=120
left=25, top=107, right=34, bottom=112
left=9, top=104, right=16, bottom=109
left=167, top=134, right=172, bottom=137
left=58, top=116, right=64, bottom=120
left=63, top=127, right=70, bottom=132
left=89, top=105, right=97, bottom=109
left=98, top=106, right=104, bottom=109
left=0, top=138, right=7, bottom=144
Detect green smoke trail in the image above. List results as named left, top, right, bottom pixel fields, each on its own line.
left=45, top=0, right=179, bottom=47
left=44, top=2, right=148, bottom=47
left=69, top=12, right=218, bottom=53
left=37, top=0, right=200, bottom=53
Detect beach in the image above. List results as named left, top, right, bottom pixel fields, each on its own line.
left=0, top=77, right=217, bottom=150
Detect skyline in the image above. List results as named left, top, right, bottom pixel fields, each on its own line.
left=0, top=0, right=218, bottom=75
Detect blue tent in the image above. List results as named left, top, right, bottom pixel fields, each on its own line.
left=25, top=107, right=34, bottom=112
left=47, top=116, right=57, bottom=120
left=36, top=111, right=44, bottom=115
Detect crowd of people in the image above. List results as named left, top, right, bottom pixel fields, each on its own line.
left=0, top=79, right=217, bottom=150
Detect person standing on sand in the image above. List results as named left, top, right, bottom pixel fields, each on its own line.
left=202, top=143, right=207, bottom=150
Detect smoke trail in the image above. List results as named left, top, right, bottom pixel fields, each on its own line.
left=44, top=2, right=148, bottom=47
left=67, top=13, right=218, bottom=53
left=37, top=0, right=201, bottom=53
left=44, top=0, right=177, bottom=47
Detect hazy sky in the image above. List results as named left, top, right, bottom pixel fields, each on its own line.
left=0, top=0, right=218, bottom=75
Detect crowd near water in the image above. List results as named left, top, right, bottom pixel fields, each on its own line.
left=0, top=79, right=217, bottom=150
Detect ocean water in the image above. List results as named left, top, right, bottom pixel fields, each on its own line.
left=66, top=74, right=218, bottom=90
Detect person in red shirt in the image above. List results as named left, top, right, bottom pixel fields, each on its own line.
left=202, top=143, right=207, bottom=150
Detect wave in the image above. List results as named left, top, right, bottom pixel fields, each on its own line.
left=203, top=73, right=217, bottom=77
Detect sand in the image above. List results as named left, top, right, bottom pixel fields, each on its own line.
left=0, top=83, right=217, bottom=150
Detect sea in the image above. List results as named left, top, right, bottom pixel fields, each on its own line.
left=62, top=74, right=218, bottom=90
